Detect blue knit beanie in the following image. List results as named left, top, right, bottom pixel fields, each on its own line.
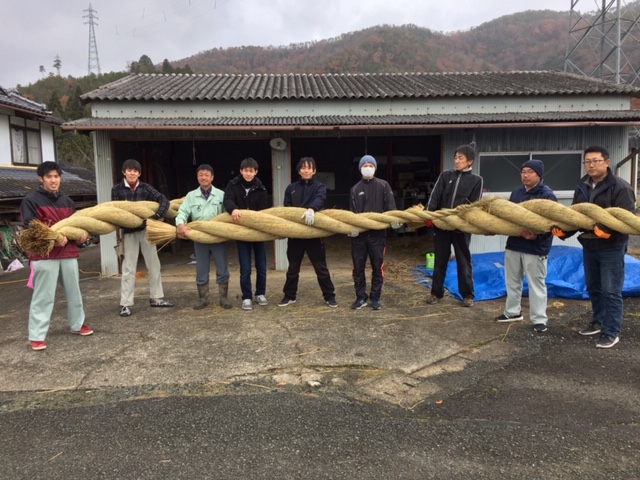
left=522, top=159, right=544, bottom=179
left=359, top=155, right=377, bottom=169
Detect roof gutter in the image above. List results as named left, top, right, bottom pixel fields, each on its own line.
left=61, top=120, right=640, bottom=132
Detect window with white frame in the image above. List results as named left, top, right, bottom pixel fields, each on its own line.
left=10, top=117, right=42, bottom=165
left=479, top=151, right=582, bottom=197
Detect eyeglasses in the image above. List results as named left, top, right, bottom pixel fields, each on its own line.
left=583, top=159, right=605, bottom=166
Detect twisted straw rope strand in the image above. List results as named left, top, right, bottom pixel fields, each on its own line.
left=18, top=197, right=640, bottom=255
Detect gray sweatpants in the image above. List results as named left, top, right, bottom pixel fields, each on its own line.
left=28, top=258, right=85, bottom=341
left=504, top=249, right=549, bottom=325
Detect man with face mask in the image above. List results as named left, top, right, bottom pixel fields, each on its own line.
left=349, top=155, right=398, bottom=310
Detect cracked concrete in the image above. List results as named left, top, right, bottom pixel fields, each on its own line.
left=0, top=235, right=600, bottom=407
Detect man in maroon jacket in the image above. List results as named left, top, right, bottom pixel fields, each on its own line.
left=20, top=161, right=93, bottom=351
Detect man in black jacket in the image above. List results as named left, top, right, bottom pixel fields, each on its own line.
left=223, top=157, right=269, bottom=310
left=553, top=146, right=636, bottom=348
left=349, top=155, right=399, bottom=310
left=425, top=145, right=483, bottom=307
left=279, top=157, right=337, bottom=308
left=111, top=159, right=173, bottom=317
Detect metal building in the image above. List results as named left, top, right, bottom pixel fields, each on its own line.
left=62, top=71, right=640, bottom=275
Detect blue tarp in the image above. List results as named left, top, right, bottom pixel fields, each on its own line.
left=412, top=245, right=640, bottom=301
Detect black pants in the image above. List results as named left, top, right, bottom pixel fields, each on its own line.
left=431, top=228, right=474, bottom=299
left=283, top=238, right=335, bottom=300
left=351, top=235, right=386, bottom=301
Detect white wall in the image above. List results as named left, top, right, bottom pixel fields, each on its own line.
left=41, top=124, right=56, bottom=162
left=0, top=114, right=10, bottom=165
left=92, top=95, right=632, bottom=119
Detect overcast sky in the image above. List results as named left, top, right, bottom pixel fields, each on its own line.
left=2, top=0, right=576, bottom=88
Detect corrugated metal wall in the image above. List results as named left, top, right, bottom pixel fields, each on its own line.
left=93, top=131, right=119, bottom=276
left=442, top=126, right=633, bottom=254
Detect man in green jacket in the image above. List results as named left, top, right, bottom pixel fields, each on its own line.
left=176, top=164, right=232, bottom=310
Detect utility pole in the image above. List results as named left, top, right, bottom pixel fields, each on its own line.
left=564, top=0, right=640, bottom=86
left=83, top=3, right=101, bottom=76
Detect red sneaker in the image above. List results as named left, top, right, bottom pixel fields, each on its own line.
left=71, top=324, right=94, bottom=336
left=31, top=341, right=47, bottom=351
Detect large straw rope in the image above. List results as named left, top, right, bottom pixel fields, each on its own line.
left=18, top=196, right=640, bottom=255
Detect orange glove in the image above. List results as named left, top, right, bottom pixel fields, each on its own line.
left=551, top=226, right=566, bottom=239
left=594, top=223, right=612, bottom=239
left=425, top=219, right=434, bottom=228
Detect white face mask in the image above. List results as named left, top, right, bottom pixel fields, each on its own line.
left=361, top=166, right=376, bottom=179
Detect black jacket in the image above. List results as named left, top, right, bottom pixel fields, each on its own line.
left=572, top=168, right=636, bottom=251
left=283, top=178, right=326, bottom=210
left=350, top=177, right=397, bottom=237
left=223, top=175, right=268, bottom=213
left=427, top=168, right=483, bottom=211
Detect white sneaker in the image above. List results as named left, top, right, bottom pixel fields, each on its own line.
left=256, top=295, right=268, bottom=306
left=242, top=299, right=253, bottom=310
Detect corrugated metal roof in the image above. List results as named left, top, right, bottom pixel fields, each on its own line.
left=82, top=71, right=640, bottom=102
left=0, top=166, right=96, bottom=199
left=0, top=86, right=62, bottom=123
left=63, top=110, right=640, bottom=130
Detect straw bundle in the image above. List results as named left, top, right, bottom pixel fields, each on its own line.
left=18, top=200, right=167, bottom=255
left=18, top=219, right=59, bottom=256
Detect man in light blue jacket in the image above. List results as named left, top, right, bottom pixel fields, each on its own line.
left=176, top=164, right=232, bottom=310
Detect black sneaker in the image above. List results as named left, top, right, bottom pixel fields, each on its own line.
left=596, top=334, right=619, bottom=349
left=278, top=297, right=296, bottom=307
left=495, top=312, right=523, bottom=322
left=370, top=298, right=381, bottom=310
left=325, top=297, right=338, bottom=308
left=579, top=322, right=601, bottom=336
left=351, top=298, right=367, bottom=310
left=533, top=323, right=548, bottom=333
left=119, top=306, right=132, bottom=317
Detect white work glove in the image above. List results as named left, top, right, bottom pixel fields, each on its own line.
left=302, top=208, right=315, bottom=226
left=390, top=221, right=402, bottom=229
left=348, top=230, right=360, bottom=238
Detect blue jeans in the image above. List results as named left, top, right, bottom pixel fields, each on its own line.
left=583, top=243, right=626, bottom=337
left=237, top=241, right=267, bottom=300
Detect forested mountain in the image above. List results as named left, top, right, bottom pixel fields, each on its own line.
left=14, top=4, right=640, bottom=167
left=172, top=10, right=570, bottom=74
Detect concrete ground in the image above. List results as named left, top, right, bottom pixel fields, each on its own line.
left=0, top=235, right=639, bottom=478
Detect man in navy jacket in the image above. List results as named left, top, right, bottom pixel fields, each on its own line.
left=279, top=157, right=337, bottom=307
left=553, top=146, right=636, bottom=348
left=496, top=159, right=557, bottom=332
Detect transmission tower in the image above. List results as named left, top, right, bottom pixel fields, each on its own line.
left=564, top=0, right=640, bottom=85
left=83, top=3, right=101, bottom=76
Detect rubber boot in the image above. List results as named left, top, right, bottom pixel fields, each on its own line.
left=218, top=283, right=232, bottom=309
left=193, top=283, right=209, bottom=310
